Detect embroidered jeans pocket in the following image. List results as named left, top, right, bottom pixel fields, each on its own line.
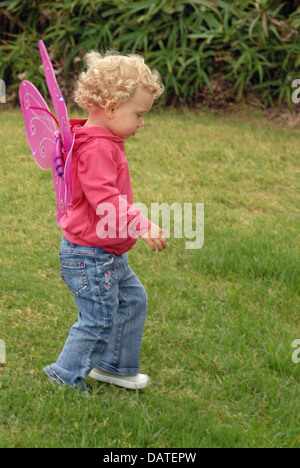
left=103, top=268, right=118, bottom=291
left=60, top=260, right=89, bottom=296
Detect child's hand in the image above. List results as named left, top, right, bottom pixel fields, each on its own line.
left=141, top=223, right=168, bottom=252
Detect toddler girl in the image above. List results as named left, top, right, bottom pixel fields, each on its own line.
left=44, top=51, right=167, bottom=393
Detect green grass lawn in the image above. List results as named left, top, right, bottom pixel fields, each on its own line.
left=0, top=106, right=299, bottom=448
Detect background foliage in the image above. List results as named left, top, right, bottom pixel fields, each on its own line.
left=1, top=0, right=300, bottom=108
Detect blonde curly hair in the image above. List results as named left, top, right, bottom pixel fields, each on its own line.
left=74, top=51, right=164, bottom=111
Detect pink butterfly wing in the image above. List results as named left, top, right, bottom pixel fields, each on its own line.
left=19, top=42, right=74, bottom=226
left=19, top=80, right=55, bottom=170
left=39, top=40, right=74, bottom=222
left=38, top=40, right=73, bottom=154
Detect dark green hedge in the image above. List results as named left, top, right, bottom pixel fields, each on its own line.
left=1, top=0, right=300, bottom=108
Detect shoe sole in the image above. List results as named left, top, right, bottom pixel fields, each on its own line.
left=88, top=370, right=150, bottom=390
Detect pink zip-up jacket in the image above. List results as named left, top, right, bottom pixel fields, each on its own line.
left=60, top=119, right=151, bottom=254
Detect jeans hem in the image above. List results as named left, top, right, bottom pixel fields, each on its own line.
left=45, top=363, right=88, bottom=392
left=97, top=361, right=140, bottom=376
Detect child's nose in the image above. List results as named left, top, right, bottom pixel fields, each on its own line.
left=138, top=119, right=144, bottom=128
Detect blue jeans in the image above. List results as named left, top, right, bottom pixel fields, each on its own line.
left=46, top=237, right=147, bottom=390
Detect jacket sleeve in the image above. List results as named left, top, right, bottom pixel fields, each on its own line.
left=77, top=141, right=151, bottom=241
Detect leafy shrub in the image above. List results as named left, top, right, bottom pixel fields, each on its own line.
left=0, top=0, right=300, bottom=108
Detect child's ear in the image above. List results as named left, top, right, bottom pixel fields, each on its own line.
left=105, top=101, right=118, bottom=119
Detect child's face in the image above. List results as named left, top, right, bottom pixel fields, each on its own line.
left=107, top=85, right=154, bottom=140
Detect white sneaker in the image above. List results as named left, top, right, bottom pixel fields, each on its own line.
left=88, top=368, right=151, bottom=390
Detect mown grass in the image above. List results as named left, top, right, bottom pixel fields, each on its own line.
left=0, top=106, right=299, bottom=448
